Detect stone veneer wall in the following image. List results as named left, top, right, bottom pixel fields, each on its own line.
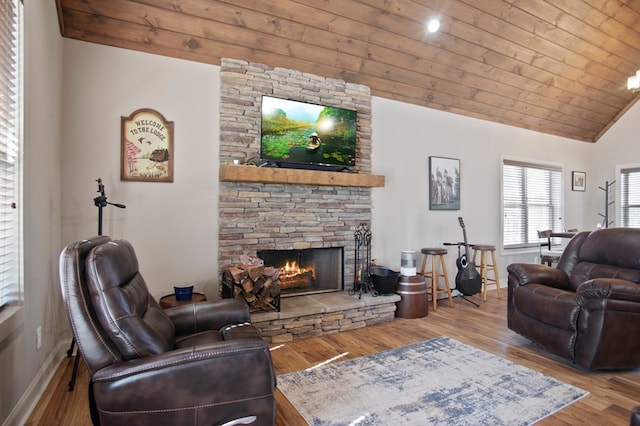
left=218, top=58, right=374, bottom=293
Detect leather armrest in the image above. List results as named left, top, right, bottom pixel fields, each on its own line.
left=507, top=263, right=569, bottom=289
left=165, top=298, right=251, bottom=335
left=92, top=338, right=269, bottom=381
left=92, top=339, right=275, bottom=410
left=576, top=278, right=640, bottom=304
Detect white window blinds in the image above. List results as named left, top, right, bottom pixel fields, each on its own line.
left=621, top=167, right=640, bottom=228
left=0, top=0, right=21, bottom=309
left=503, top=159, right=562, bottom=249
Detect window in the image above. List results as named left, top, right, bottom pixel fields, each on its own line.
left=621, top=167, right=640, bottom=227
left=0, top=0, right=22, bottom=310
left=502, top=159, right=562, bottom=249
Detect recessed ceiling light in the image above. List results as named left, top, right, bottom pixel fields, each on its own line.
left=427, top=18, right=440, bottom=33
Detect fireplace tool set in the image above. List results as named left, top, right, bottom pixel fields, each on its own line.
left=351, top=223, right=375, bottom=299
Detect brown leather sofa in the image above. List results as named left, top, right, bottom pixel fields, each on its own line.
left=507, top=228, right=640, bottom=370
left=59, top=236, right=276, bottom=425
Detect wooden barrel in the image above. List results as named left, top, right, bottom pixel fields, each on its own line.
left=395, top=274, right=429, bottom=318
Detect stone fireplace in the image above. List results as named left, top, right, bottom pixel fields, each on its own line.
left=218, top=58, right=373, bottom=294
left=217, top=59, right=400, bottom=342
left=257, top=247, right=344, bottom=297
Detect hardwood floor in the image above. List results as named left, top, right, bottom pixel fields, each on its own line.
left=27, top=291, right=639, bottom=425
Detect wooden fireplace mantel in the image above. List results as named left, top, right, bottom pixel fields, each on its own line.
left=219, top=165, right=385, bottom=187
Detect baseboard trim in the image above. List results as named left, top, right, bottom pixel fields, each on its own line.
left=3, top=339, right=71, bottom=426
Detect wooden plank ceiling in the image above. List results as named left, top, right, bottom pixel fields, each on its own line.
left=55, top=0, right=640, bottom=142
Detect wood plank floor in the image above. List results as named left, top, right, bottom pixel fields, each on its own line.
left=27, top=291, right=640, bottom=425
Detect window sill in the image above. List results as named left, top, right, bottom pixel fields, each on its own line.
left=502, top=247, right=538, bottom=256
left=0, top=304, right=24, bottom=344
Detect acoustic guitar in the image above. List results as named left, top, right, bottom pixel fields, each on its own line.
left=455, top=217, right=482, bottom=296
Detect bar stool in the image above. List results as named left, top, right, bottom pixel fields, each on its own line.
left=471, top=244, right=502, bottom=301
left=420, top=248, right=454, bottom=310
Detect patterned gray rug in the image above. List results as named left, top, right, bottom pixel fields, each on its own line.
left=277, top=336, right=588, bottom=425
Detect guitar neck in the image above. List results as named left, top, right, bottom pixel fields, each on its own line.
left=462, top=228, right=471, bottom=259
left=458, top=217, right=472, bottom=261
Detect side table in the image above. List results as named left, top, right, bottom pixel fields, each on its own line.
left=159, top=292, right=206, bottom=309
left=395, top=274, right=429, bottom=318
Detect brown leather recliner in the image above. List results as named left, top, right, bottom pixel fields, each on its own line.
left=59, top=236, right=276, bottom=425
left=507, top=228, right=640, bottom=370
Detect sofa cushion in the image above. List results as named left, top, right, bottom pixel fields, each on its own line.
left=578, top=228, right=640, bottom=269
left=513, top=283, right=579, bottom=331
left=86, top=240, right=176, bottom=360
left=569, top=262, right=640, bottom=291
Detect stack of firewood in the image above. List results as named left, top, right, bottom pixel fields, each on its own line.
left=222, top=257, right=282, bottom=312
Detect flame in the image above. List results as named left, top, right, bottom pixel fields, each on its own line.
left=282, top=260, right=305, bottom=277
left=283, top=261, right=299, bottom=273
left=281, top=260, right=312, bottom=279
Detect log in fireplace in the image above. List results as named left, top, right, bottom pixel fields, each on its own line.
left=257, top=247, right=344, bottom=297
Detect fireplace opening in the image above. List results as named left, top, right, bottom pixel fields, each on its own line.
left=257, top=247, right=344, bottom=297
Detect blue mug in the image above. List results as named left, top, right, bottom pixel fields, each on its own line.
left=174, top=284, right=194, bottom=301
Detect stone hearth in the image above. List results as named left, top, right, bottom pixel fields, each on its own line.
left=251, top=292, right=401, bottom=343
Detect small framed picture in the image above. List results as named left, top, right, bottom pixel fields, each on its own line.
left=429, top=156, right=460, bottom=210
left=121, top=108, right=174, bottom=182
left=572, top=171, right=586, bottom=192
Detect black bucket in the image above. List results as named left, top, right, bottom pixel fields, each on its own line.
left=371, top=266, right=399, bottom=295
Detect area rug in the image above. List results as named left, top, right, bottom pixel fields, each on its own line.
left=277, top=336, right=587, bottom=425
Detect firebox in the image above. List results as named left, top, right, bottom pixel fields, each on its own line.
left=257, top=247, right=344, bottom=297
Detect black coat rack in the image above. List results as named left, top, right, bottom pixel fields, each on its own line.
left=598, top=180, right=615, bottom=228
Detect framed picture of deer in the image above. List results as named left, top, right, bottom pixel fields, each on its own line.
left=429, top=156, right=460, bottom=210
left=121, top=108, right=174, bottom=182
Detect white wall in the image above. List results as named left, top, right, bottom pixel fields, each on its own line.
left=60, top=40, right=220, bottom=301
left=0, top=1, right=64, bottom=424
left=370, top=97, right=592, bottom=275
left=590, top=99, right=640, bottom=228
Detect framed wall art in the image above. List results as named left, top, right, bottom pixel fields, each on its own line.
left=429, top=156, right=460, bottom=210
left=572, top=171, right=586, bottom=192
left=121, top=108, right=174, bottom=182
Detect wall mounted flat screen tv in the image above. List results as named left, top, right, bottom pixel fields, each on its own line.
left=260, top=96, right=357, bottom=169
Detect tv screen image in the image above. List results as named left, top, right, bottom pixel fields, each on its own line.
left=260, top=96, right=357, bottom=168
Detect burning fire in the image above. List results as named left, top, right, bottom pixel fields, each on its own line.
left=281, top=261, right=309, bottom=279
left=278, top=259, right=316, bottom=289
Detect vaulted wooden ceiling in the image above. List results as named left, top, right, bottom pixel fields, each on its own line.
left=56, top=0, right=640, bottom=142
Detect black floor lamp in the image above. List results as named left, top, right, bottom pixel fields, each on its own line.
left=65, top=179, right=125, bottom=391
